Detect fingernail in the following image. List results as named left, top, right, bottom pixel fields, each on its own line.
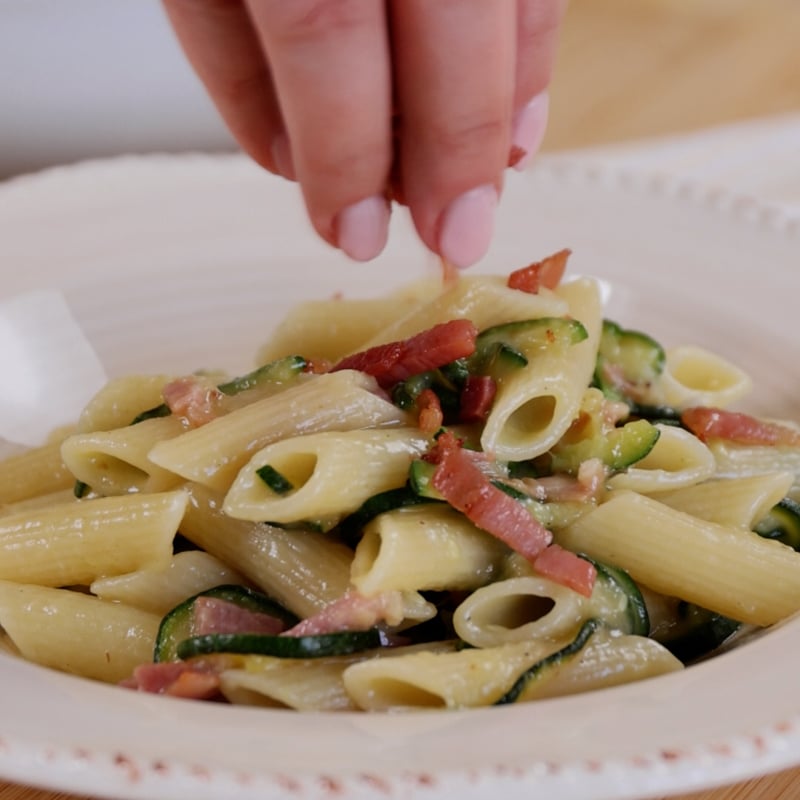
left=271, top=132, right=296, bottom=180
left=336, top=195, right=391, bottom=262
left=509, top=91, right=549, bottom=171
left=438, top=184, right=497, bottom=269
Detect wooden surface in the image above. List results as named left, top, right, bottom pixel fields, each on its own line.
left=2, top=1, right=799, bottom=799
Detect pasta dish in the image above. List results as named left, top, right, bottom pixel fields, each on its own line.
left=1, top=250, right=799, bottom=711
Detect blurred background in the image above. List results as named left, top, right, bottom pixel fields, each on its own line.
left=0, top=0, right=798, bottom=179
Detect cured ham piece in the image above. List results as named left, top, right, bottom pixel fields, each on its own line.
left=332, top=319, right=478, bottom=389
left=681, top=407, right=800, bottom=447
left=283, top=590, right=404, bottom=637
left=162, top=376, right=223, bottom=427
left=416, top=389, right=444, bottom=434
left=428, top=431, right=552, bottom=561
left=459, top=375, right=497, bottom=423
left=124, top=661, right=221, bottom=699
left=193, top=596, right=286, bottom=636
left=532, top=544, right=596, bottom=598
left=507, top=249, right=571, bottom=294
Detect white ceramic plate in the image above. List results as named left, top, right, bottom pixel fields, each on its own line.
left=0, top=154, right=799, bottom=800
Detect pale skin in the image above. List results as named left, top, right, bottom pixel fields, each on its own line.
left=162, top=0, right=568, bottom=268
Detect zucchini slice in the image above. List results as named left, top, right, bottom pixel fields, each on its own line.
left=654, top=601, right=741, bottom=664
left=176, top=628, right=384, bottom=660
left=584, top=557, right=649, bottom=636
left=154, top=584, right=299, bottom=663
left=495, top=618, right=600, bottom=704
left=755, top=497, right=800, bottom=551
left=408, top=459, right=444, bottom=500
left=548, top=418, right=661, bottom=475
left=594, top=319, right=665, bottom=402
left=217, top=355, right=307, bottom=396
left=469, top=318, right=588, bottom=378
left=256, top=464, right=295, bottom=494
left=391, top=364, right=466, bottom=417
left=338, top=485, right=433, bottom=545
left=132, top=355, right=307, bottom=426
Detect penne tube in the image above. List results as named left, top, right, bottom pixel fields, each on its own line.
left=257, top=278, right=441, bottom=364
left=182, top=484, right=353, bottom=618
left=76, top=374, right=175, bottom=433
left=658, top=345, right=752, bottom=409
left=0, top=439, right=75, bottom=505
left=351, top=504, right=508, bottom=595
left=507, top=627, right=683, bottom=703
left=357, top=275, right=569, bottom=349
left=558, top=492, right=800, bottom=626
left=0, top=488, right=76, bottom=518
left=61, top=415, right=188, bottom=495
left=148, top=370, right=409, bottom=492
left=0, top=490, right=186, bottom=586
left=480, top=278, right=602, bottom=460
left=0, top=581, right=160, bottom=683
left=657, top=472, right=794, bottom=529
left=220, top=654, right=363, bottom=711
left=607, top=424, right=716, bottom=493
left=224, top=429, right=429, bottom=523
left=343, top=637, right=566, bottom=710
left=90, top=550, right=248, bottom=616
left=452, top=575, right=587, bottom=648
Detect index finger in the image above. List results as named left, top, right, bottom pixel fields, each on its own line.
left=246, top=0, right=393, bottom=258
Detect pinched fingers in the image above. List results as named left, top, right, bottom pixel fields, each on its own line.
left=390, top=0, right=517, bottom=269
left=245, top=0, right=394, bottom=259
left=164, top=0, right=566, bottom=266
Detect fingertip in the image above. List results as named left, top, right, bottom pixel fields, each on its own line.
left=270, top=132, right=297, bottom=181
left=437, top=184, right=498, bottom=269
left=336, top=195, right=391, bottom=262
left=509, top=91, right=549, bottom=171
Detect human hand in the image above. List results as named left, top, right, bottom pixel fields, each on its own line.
left=163, top=0, right=567, bottom=267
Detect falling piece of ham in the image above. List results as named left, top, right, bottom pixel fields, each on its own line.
left=507, top=249, right=571, bottom=294
left=428, top=431, right=552, bottom=561
left=332, top=319, right=478, bottom=389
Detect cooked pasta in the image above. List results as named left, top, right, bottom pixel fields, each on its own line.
left=1, top=255, right=799, bottom=713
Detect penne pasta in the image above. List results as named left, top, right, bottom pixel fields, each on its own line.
left=558, top=492, right=800, bottom=626
left=90, top=550, right=248, bottom=616
left=607, top=424, right=716, bottom=493
left=224, top=428, right=429, bottom=523
left=2, top=262, right=798, bottom=714
left=257, top=278, right=441, bottom=364
left=148, top=370, right=409, bottom=492
left=0, top=490, right=186, bottom=586
left=480, top=277, right=602, bottom=460
left=351, top=504, right=509, bottom=595
left=357, top=275, right=569, bottom=350
left=0, top=439, right=74, bottom=505
left=656, top=472, right=794, bottom=529
left=0, top=581, right=160, bottom=683
left=181, top=483, right=353, bottom=618
left=658, top=345, right=753, bottom=409
left=61, top=415, right=188, bottom=495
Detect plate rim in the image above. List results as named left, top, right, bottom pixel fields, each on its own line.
left=1, top=151, right=799, bottom=800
